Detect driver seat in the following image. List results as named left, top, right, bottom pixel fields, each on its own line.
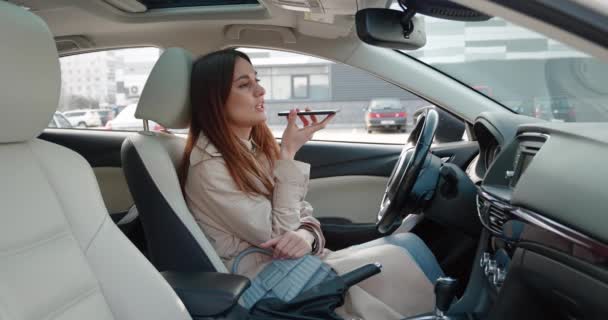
left=0, top=2, right=192, bottom=319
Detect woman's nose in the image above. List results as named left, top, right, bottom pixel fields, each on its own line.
left=255, top=83, right=265, bottom=97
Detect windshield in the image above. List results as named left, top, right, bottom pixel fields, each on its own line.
left=400, top=15, right=608, bottom=122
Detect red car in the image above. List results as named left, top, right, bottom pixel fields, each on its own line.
left=365, top=98, right=407, bottom=133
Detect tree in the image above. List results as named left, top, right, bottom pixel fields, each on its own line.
left=66, top=94, right=99, bottom=109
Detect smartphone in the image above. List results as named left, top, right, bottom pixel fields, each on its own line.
left=277, top=109, right=340, bottom=116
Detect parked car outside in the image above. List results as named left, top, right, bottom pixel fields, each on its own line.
left=513, top=98, right=556, bottom=121
left=96, top=109, right=114, bottom=126
left=513, top=97, right=576, bottom=122
left=63, top=109, right=102, bottom=128
left=48, top=112, right=73, bottom=129
left=364, top=98, right=407, bottom=133
left=543, top=96, right=576, bottom=122
left=105, top=104, right=165, bottom=131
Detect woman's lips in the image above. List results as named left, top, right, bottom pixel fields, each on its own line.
left=255, top=103, right=265, bottom=112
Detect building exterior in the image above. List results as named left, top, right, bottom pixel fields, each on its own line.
left=114, top=48, right=161, bottom=106
left=58, top=52, right=117, bottom=111
left=58, top=47, right=160, bottom=112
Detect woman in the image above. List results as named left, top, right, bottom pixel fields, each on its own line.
left=180, top=49, right=440, bottom=319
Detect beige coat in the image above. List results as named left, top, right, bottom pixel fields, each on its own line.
left=184, top=134, right=434, bottom=319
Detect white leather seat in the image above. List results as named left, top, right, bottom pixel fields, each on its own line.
left=0, top=2, right=192, bottom=319
left=121, top=48, right=227, bottom=273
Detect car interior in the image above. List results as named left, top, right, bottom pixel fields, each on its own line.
left=1, top=0, right=607, bottom=319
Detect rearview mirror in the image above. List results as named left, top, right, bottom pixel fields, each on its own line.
left=356, top=8, right=426, bottom=50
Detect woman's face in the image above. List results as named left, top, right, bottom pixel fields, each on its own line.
left=225, top=57, right=266, bottom=132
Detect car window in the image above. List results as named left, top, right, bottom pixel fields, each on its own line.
left=114, top=104, right=137, bottom=120
left=239, top=48, right=465, bottom=144
left=48, top=117, right=57, bottom=128
left=51, top=47, right=162, bottom=130
left=55, top=113, right=72, bottom=128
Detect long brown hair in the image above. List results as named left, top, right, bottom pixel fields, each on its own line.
left=179, top=49, right=280, bottom=197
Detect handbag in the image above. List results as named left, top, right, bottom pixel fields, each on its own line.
left=232, top=247, right=338, bottom=309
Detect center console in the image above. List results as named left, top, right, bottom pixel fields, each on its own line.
left=475, top=132, right=548, bottom=293
left=161, top=271, right=250, bottom=319
left=474, top=127, right=608, bottom=319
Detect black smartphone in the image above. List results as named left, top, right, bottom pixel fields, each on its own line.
left=277, top=109, right=340, bottom=116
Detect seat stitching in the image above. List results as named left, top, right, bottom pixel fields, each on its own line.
left=0, top=231, right=69, bottom=258
left=27, top=140, right=107, bottom=253
left=0, top=292, right=19, bottom=319
left=84, top=213, right=108, bottom=253
left=43, top=286, right=100, bottom=320
left=26, top=140, right=85, bottom=245
left=25, top=140, right=118, bottom=319
left=81, top=213, right=119, bottom=320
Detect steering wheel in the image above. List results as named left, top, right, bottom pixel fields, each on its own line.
left=376, top=108, right=439, bottom=233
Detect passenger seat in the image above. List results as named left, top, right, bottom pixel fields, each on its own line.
left=0, top=2, right=192, bottom=319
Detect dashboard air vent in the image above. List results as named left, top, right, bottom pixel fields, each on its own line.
left=478, top=196, right=510, bottom=234
left=488, top=205, right=508, bottom=234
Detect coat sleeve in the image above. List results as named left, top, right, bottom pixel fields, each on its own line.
left=298, top=201, right=326, bottom=255
left=192, top=158, right=311, bottom=247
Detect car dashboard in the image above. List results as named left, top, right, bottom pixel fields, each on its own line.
left=466, top=113, right=608, bottom=319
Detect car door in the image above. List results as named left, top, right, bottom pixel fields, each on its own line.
left=299, top=139, right=478, bottom=225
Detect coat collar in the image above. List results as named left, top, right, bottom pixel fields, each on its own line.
left=189, top=133, right=257, bottom=166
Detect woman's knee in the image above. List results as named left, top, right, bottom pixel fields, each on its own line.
left=385, top=233, right=444, bottom=283
left=385, top=233, right=427, bottom=253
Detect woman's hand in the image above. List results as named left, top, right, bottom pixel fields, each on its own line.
left=259, top=229, right=315, bottom=259
left=280, top=108, right=335, bottom=160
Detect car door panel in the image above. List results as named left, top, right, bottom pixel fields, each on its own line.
left=297, top=140, right=479, bottom=226
left=297, top=141, right=400, bottom=179
left=307, top=175, right=387, bottom=223
left=293, top=139, right=478, bottom=249
left=93, top=166, right=134, bottom=214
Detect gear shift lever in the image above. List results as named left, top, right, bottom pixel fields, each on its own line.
left=434, top=277, right=458, bottom=319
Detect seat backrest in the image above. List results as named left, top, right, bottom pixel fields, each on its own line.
left=0, top=3, right=192, bottom=319
left=121, top=48, right=227, bottom=273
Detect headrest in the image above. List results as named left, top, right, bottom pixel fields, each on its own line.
left=135, top=48, right=194, bottom=129
left=0, top=2, right=61, bottom=143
